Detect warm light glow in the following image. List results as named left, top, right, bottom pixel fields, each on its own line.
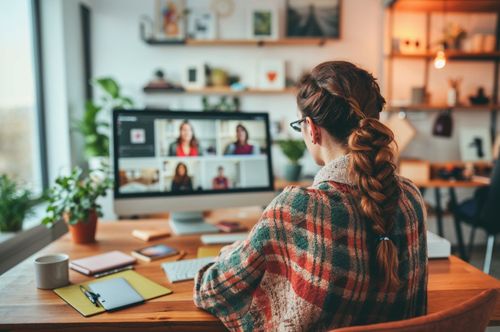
left=434, top=50, right=447, bottom=69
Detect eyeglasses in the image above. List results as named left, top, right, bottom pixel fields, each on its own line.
left=290, top=117, right=317, bottom=133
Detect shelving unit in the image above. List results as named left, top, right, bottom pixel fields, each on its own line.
left=386, top=103, right=500, bottom=112
left=143, top=87, right=297, bottom=96
left=141, top=36, right=331, bottom=47
left=384, top=0, right=500, bottom=139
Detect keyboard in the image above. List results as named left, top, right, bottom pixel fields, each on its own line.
left=161, top=257, right=216, bottom=283
left=200, top=232, right=249, bottom=245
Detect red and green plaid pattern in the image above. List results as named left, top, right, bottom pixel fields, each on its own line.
left=194, top=158, right=427, bottom=331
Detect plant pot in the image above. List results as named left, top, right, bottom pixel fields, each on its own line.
left=284, top=164, right=302, bottom=182
left=64, top=209, right=98, bottom=244
left=0, top=217, right=23, bottom=232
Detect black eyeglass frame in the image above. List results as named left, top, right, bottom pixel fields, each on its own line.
left=289, top=116, right=318, bottom=132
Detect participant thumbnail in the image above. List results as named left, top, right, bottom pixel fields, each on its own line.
left=118, top=158, right=160, bottom=193
left=219, top=120, right=267, bottom=156
left=156, top=119, right=217, bottom=157
left=162, top=159, right=202, bottom=193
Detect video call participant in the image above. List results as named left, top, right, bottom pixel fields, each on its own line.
left=224, top=124, right=260, bottom=155
left=169, top=120, right=202, bottom=156
left=171, top=162, right=193, bottom=192
left=212, top=166, right=229, bottom=190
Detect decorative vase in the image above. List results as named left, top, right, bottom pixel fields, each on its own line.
left=284, top=164, right=302, bottom=182
left=64, top=209, right=98, bottom=244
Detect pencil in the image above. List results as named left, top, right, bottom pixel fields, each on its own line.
left=175, top=251, right=187, bottom=261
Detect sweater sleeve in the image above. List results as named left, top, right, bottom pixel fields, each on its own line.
left=193, top=213, right=271, bottom=325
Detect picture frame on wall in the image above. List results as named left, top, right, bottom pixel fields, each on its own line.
left=247, top=7, right=279, bottom=40
left=183, top=64, right=206, bottom=90
left=155, top=0, right=186, bottom=40
left=257, top=60, right=285, bottom=90
left=459, top=128, right=493, bottom=162
left=188, top=10, right=217, bottom=40
left=286, top=0, right=341, bottom=38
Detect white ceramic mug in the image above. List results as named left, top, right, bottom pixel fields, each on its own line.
left=34, top=253, right=69, bottom=289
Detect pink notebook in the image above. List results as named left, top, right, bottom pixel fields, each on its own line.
left=69, top=251, right=136, bottom=275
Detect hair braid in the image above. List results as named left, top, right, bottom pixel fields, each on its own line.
left=348, top=118, right=401, bottom=291
left=297, top=61, right=402, bottom=291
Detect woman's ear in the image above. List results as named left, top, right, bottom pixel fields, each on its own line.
left=306, top=117, right=321, bottom=144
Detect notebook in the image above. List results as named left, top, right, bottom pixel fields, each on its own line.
left=131, top=244, right=179, bottom=262
left=88, top=277, right=144, bottom=311
left=197, top=245, right=224, bottom=258
left=70, top=251, right=136, bottom=275
left=54, top=270, right=172, bottom=317
left=132, top=229, right=170, bottom=241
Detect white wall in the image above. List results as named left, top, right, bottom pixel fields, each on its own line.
left=89, top=0, right=384, bottom=177
left=41, top=0, right=89, bottom=183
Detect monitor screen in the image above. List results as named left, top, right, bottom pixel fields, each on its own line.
left=112, top=110, right=274, bottom=199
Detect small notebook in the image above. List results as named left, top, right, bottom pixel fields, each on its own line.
left=88, top=277, right=144, bottom=311
left=54, top=270, right=172, bottom=317
left=132, top=229, right=170, bottom=241
left=70, top=251, right=136, bottom=275
left=197, top=245, right=224, bottom=258
left=131, top=244, right=179, bottom=262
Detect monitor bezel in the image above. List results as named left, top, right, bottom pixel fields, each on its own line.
left=112, top=109, right=275, bottom=199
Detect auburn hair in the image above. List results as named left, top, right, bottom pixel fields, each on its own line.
left=297, top=61, right=402, bottom=291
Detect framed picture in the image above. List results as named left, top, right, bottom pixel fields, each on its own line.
left=183, top=64, right=206, bottom=89
left=188, top=10, right=217, bottom=40
left=286, top=0, right=341, bottom=38
left=247, top=7, right=278, bottom=40
left=155, top=0, right=186, bottom=40
left=459, top=128, right=493, bottom=162
left=257, top=60, right=285, bottom=90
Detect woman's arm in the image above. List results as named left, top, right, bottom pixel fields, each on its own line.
left=193, top=218, right=270, bottom=321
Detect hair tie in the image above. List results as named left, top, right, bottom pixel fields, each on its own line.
left=378, top=236, right=390, bottom=242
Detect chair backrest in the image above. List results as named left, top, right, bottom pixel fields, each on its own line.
left=330, top=289, right=498, bottom=332
left=480, top=160, right=500, bottom=234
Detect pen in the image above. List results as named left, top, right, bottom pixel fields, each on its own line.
left=79, top=285, right=100, bottom=307
left=94, top=265, right=134, bottom=278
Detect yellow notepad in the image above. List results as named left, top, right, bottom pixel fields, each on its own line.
left=54, top=270, right=172, bottom=317
left=197, top=245, right=224, bottom=258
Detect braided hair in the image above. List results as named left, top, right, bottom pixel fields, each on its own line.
left=297, top=61, right=402, bottom=291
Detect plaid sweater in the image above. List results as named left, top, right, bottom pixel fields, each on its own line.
left=194, top=155, right=428, bottom=331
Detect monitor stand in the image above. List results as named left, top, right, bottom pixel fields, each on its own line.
left=168, top=211, right=219, bottom=235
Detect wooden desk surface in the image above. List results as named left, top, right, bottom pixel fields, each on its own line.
left=1, top=208, right=499, bottom=331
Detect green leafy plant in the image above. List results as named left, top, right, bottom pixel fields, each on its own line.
left=42, top=167, right=112, bottom=227
left=278, top=139, right=307, bottom=165
left=0, top=175, right=34, bottom=232
left=75, top=78, right=134, bottom=158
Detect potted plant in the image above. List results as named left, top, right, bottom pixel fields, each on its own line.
left=278, top=139, right=307, bottom=182
left=74, top=77, right=134, bottom=169
left=0, top=175, right=34, bottom=232
left=42, top=167, right=112, bottom=244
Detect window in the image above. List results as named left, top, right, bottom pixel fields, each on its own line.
left=0, top=0, right=47, bottom=195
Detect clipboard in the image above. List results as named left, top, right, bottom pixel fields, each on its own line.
left=54, top=270, right=172, bottom=317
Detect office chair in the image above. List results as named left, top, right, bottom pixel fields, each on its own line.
left=452, top=160, right=500, bottom=274
left=331, top=289, right=498, bottom=332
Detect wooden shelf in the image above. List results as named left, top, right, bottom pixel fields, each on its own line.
left=386, top=104, right=500, bottom=112
left=387, top=0, right=500, bottom=13
left=387, top=51, right=500, bottom=61
left=142, top=38, right=331, bottom=47
left=143, top=87, right=297, bottom=96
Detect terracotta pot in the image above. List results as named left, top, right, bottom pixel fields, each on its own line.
left=64, top=209, right=98, bottom=244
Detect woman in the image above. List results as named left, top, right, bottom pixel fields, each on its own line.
left=171, top=162, right=193, bottom=192
left=169, top=121, right=201, bottom=157
left=194, top=61, right=427, bottom=331
left=224, top=124, right=260, bottom=155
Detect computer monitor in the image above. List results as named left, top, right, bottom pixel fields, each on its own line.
left=112, top=109, right=275, bottom=234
